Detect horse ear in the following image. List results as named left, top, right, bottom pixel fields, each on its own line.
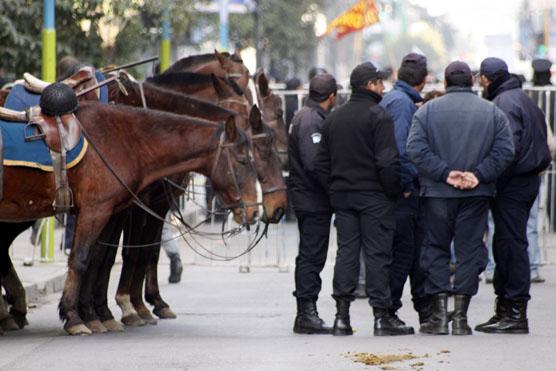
left=233, top=50, right=241, bottom=59
left=257, top=72, right=270, bottom=98
left=214, top=49, right=228, bottom=67
left=224, top=115, right=238, bottom=142
left=249, top=105, right=262, bottom=131
left=211, top=74, right=230, bottom=98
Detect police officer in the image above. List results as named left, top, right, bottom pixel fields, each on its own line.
left=380, top=53, right=429, bottom=326
left=314, top=62, right=413, bottom=337
left=476, top=57, right=551, bottom=334
left=407, top=61, right=515, bottom=335
left=289, top=73, right=337, bottom=334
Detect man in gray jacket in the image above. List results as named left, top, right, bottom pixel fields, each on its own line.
left=406, top=61, right=515, bottom=336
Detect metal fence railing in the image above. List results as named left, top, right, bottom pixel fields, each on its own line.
left=271, top=86, right=556, bottom=264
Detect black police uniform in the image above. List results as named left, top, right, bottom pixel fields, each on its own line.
left=289, top=98, right=332, bottom=301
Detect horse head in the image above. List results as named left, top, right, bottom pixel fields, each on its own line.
left=255, top=71, right=288, bottom=167
left=210, top=115, right=259, bottom=225
left=246, top=105, right=287, bottom=223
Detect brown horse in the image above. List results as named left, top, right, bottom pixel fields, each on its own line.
left=254, top=71, right=288, bottom=167
left=0, top=66, right=105, bottom=332
left=76, top=76, right=285, bottom=331
left=112, top=74, right=285, bottom=321
left=0, top=101, right=259, bottom=335
left=164, top=50, right=251, bottom=100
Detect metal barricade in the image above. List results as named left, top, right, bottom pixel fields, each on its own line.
left=176, top=86, right=556, bottom=270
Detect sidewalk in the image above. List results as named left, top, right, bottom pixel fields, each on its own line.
left=9, top=224, right=67, bottom=303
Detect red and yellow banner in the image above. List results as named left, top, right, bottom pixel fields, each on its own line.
left=324, top=0, right=380, bottom=39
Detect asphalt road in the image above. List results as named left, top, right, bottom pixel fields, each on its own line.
left=1, top=262, right=556, bottom=371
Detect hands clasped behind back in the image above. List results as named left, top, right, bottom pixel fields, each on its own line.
left=446, top=170, right=479, bottom=190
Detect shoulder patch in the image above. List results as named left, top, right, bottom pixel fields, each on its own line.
left=311, top=132, right=322, bottom=144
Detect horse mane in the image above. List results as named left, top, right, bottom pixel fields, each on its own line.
left=143, top=82, right=237, bottom=117
left=147, top=72, right=213, bottom=86
left=166, top=52, right=231, bottom=72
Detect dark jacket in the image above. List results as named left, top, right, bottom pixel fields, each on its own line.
left=380, top=80, right=421, bottom=193
left=287, top=98, right=331, bottom=212
left=486, top=75, right=552, bottom=180
left=407, top=87, right=515, bottom=198
left=314, top=90, right=401, bottom=197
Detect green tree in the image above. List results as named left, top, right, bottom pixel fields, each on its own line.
left=201, top=0, right=324, bottom=80
left=0, top=0, right=104, bottom=79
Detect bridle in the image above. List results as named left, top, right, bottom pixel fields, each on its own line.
left=218, top=93, right=287, bottom=196
left=210, top=130, right=260, bottom=225
left=249, top=131, right=287, bottom=195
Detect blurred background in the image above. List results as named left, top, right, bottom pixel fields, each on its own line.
left=1, top=0, right=556, bottom=85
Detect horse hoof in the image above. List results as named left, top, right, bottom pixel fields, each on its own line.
left=102, top=319, right=124, bottom=332
left=85, top=320, right=108, bottom=334
left=9, top=310, right=28, bottom=329
left=121, top=314, right=145, bottom=327
left=137, top=310, right=158, bottom=325
left=153, top=307, right=177, bottom=319
left=0, top=316, right=20, bottom=331
left=66, top=324, right=93, bottom=336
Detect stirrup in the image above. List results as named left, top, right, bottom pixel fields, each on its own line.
left=52, top=185, right=74, bottom=213
left=24, top=122, right=46, bottom=142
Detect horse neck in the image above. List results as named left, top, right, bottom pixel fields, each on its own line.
left=116, top=110, right=218, bottom=187
left=142, top=83, right=233, bottom=121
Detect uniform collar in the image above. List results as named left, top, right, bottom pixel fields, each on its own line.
left=393, top=80, right=423, bottom=103
left=305, top=98, right=327, bottom=117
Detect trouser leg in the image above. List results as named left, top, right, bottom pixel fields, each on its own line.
left=331, top=207, right=361, bottom=302
left=421, top=198, right=455, bottom=296
left=452, top=198, right=489, bottom=296
left=527, top=192, right=541, bottom=273
left=492, top=175, right=539, bottom=301
left=390, top=195, right=417, bottom=312
left=293, top=211, right=332, bottom=301
left=359, top=193, right=394, bottom=309
left=410, top=198, right=428, bottom=311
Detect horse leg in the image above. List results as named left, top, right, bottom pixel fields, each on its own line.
left=94, top=211, right=128, bottom=332
left=78, top=242, right=108, bottom=333
left=0, top=222, right=33, bottom=330
left=2, top=263, right=28, bottom=331
left=146, top=244, right=176, bottom=319
left=129, top=213, right=163, bottom=325
left=59, top=210, right=111, bottom=336
left=115, top=208, right=145, bottom=326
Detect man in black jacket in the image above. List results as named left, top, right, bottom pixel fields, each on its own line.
left=288, top=73, right=337, bottom=334
left=476, top=58, right=551, bottom=334
left=407, top=61, right=515, bottom=335
left=314, top=62, right=413, bottom=337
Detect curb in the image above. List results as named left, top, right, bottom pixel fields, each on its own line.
left=22, top=269, right=67, bottom=303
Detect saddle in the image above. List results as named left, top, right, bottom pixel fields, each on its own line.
left=0, top=83, right=81, bottom=212
left=23, top=66, right=96, bottom=94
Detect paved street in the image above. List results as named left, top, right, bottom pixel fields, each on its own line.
left=2, top=220, right=556, bottom=371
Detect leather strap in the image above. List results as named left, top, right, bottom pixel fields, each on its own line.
left=51, top=116, right=74, bottom=213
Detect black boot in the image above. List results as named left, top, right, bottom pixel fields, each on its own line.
left=168, top=256, right=183, bottom=284
left=332, top=299, right=353, bottom=336
left=479, top=300, right=529, bottom=334
left=414, top=296, right=433, bottom=325
left=452, top=295, right=472, bottom=335
left=419, top=293, right=449, bottom=335
left=293, top=299, right=331, bottom=334
left=373, top=308, right=414, bottom=336
left=475, top=296, right=507, bottom=332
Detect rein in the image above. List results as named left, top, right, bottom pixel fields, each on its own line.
left=74, top=115, right=252, bottom=232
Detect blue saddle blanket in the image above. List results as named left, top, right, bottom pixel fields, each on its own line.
left=1, top=84, right=88, bottom=171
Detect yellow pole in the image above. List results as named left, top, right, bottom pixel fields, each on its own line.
left=159, top=9, right=171, bottom=72
left=41, top=0, right=56, bottom=262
